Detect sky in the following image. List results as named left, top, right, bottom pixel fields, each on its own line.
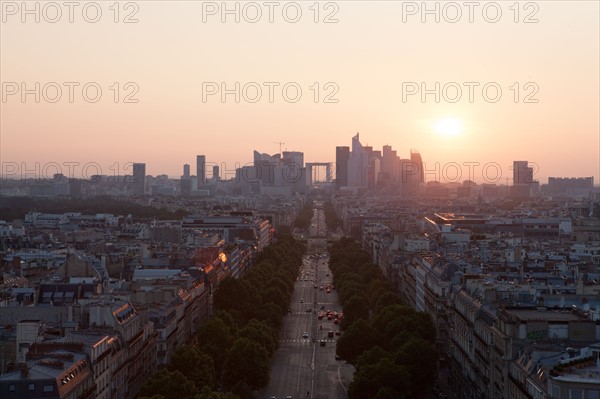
left=1, top=0, right=599, bottom=184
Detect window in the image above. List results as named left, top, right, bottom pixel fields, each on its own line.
left=588, top=389, right=600, bottom=399
left=43, top=385, right=54, bottom=392
left=569, top=389, right=583, bottom=399
left=9, top=384, right=15, bottom=392
left=28, top=383, right=35, bottom=391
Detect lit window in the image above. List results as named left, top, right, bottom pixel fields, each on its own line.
left=29, top=384, right=35, bottom=391
left=43, top=385, right=54, bottom=392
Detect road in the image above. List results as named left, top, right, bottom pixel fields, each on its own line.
left=259, top=207, right=354, bottom=399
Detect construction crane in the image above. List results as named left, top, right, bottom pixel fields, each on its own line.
left=274, top=141, right=285, bottom=156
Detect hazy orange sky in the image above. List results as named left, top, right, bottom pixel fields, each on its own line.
left=1, top=1, right=599, bottom=183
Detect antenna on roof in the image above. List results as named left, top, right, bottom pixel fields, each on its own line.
left=273, top=141, right=285, bottom=156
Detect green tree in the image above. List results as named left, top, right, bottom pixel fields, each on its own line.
left=373, top=291, right=401, bottom=314
left=169, top=345, right=216, bottom=390
left=222, top=338, right=270, bottom=390
left=355, top=346, right=391, bottom=372
left=252, top=302, right=284, bottom=329
left=348, top=358, right=410, bottom=399
left=238, top=319, right=277, bottom=356
left=336, top=319, right=378, bottom=364
left=193, top=387, right=240, bottom=399
left=139, top=369, right=198, bottom=399
left=395, top=337, right=438, bottom=397
left=371, top=304, right=435, bottom=351
left=196, top=316, right=234, bottom=372
left=340, top=294, right=370, bottom=330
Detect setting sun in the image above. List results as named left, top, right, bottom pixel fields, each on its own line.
left=435, top=118, right=463, bottom=137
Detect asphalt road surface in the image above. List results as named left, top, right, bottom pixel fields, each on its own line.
left=259, top=236, right=354, bottom=399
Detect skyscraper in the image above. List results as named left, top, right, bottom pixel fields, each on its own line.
left=132, top=163, right=146, bottom=196
left=410, top=150, right=424, bottom=183
left=512, top=161, right=535, bottom=198
left=196, top=155, right=206, bottom=188
left=181, top=164, right=191, bottom=196
left=513, top=161, right=533, bottom=184
left=381, top=145, right=398, bottom=182
left=347, top=133, right=368, bottom=188
left=335, top=146, right=349, bottom=189
left=212, top=165, right=220, bottom=181
left=253, top=150, right=280, bottom=186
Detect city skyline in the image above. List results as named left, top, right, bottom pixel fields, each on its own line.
left=1, top=1, right=599, bottom=182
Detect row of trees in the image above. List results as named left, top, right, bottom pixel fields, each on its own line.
left=323, top=201, right=341, bottom=231
left=330, top=238, right=438, bottom=399
left=140, top=232, right=304, bottom=399
left=0, top=196, right=188, bottom=221
left=293, top=200, right=314, bottom=229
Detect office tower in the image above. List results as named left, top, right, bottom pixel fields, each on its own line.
left=181, top=164, right=192, bottom=196
left=282, top=151, right=307, bottom=192
left=132, top=163, right=146, bottom=196
left=196, top=155, right=206, bottom=188
left=368, top=155, right=381, bottom=188
left=335, top=146, right=349, bottom=189
left=282, top=151, right=304, bottom=169
left=410, top=150, right=424, bottom=183
left=512, top=161, right=535, bottom=199
left=347, top=133, right=368, bottom=187
left=513, top=161, right=533, bottom=184
left=213, top=165, right=220, bottom=181
left=381, top=145, right=398, bottom=182
left=254, top=150, right=280, bottom=186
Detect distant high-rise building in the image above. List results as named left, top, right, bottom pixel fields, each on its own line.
left=368, top=155, right=381, bottom=188
left=213, top=165, right=220, bottom=181
left=511, top=161, right=535, bottom=198
left=381, top=145, right=398, bottom=182
left=196, top=155, right=206, bottom=188
left=181, top=164, right=192, bottom=196
left=254, top=150, right=281, bottom=186
left=410, top=150, right=424, bottom=183
left=282, top=151, right=304, bottom=169
left=335, top=146, right=349, bottom=189
left=348, top=133, right=368, bottom=188
left=132, top=163, right=146, bottom=196
left=282, top=151, right=307, bottom=192
left=513, top=161, right=533, bottom=184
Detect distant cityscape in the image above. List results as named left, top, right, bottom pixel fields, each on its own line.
left=1, top=133, right=597, bottom=201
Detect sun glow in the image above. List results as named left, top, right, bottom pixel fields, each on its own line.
left=435, top=118, right=463, bottom=137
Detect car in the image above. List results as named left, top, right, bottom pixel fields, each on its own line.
left=335, top=330, right=341, bottom=336
left=328, top=330, right=334, bottom=338
left=306, top=308, right=312, bottom=313
left=300, top=299, right=304, bottom=303
left=302, top=332, right=309, bottom=338
left=335, top=354, right=341, bottom=360
left=320, top=340, right=326, bottom=346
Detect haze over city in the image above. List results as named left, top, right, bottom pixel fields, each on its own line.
left=1, top=1, right=599, bottom=182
